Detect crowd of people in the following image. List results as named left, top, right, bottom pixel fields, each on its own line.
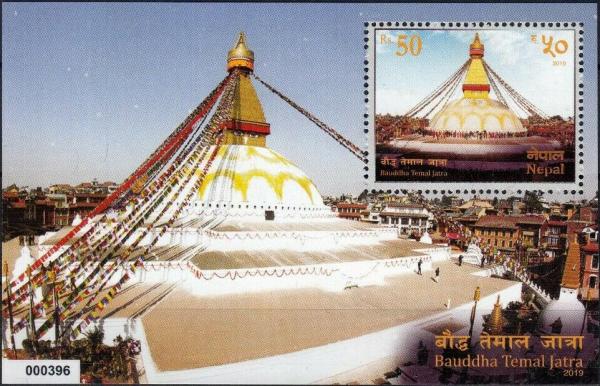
left=420, top=129, right=527, bottom=140
left=375, top=114, right=575, bottom=146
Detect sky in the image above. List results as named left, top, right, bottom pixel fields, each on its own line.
left=375, top=29, right=575, bottom=118
left=2, top=3, right=598, bottom=200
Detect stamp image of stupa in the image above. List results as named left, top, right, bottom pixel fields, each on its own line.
left=375, top=32, right=576, bottom=182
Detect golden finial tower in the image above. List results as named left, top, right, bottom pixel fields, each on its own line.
left=487, top=295, right=504, bottom=335
left=463, top=33, right=491, bottom=99
left=227, top=32, right=255, bottom=72
left=223, top=33, right=271, bottom=146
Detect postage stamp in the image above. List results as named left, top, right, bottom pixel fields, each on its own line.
left=367, top=22, right=584, bottom=190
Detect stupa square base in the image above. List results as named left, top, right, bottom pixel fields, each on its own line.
left=376, top=137, right=574, bottom=182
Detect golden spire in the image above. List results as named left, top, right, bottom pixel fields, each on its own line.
left=227, top=32, right=255, bottom=72
left=223, top=32, right=270, bottom=145
left=561, top=234, right=581, bottom=289
left=487, top=295, right=504, bottom=335
left=470, top=33, right=484, bottom=53
left=463, top=33, right=490, bottom=99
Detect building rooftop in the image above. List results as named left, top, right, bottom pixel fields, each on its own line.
left=336, top=202, right=367, bottom=209
left=474, top=214, right=546, bottom=229
left=474, top=216, right=518, bottom=229
left=582, top=242, right=599, bottom=254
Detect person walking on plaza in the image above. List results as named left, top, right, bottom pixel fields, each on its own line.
left=434, top=267, right=440, bottom=282
left=417, top=258, right=423, bottom=275
left=458, top=254, right=463, bottom=266
left=480, top=256, right=485, bottom=268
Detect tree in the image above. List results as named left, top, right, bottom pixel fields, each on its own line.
left=440, top=195, right=452, bottom=208
left=523, top=190, right=544, bottom=213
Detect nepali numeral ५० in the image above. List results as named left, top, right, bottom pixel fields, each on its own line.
left=531, top=34, right=569, bottom=58
left=395, top=34, right=423, bottom=57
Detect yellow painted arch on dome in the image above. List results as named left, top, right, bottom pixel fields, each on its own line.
left=214, top=145, right=296, bottom=167
left=434, top=108, right=523, bottom=132
left=197, top=168, right=316, bottom=204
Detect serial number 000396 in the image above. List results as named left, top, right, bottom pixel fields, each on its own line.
left=2, top=360, right=81, bottom=384
left=26, top=363, right=71, bottom=376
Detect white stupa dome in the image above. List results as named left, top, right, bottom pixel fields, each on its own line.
left=419, top=231, right=432, bottom=244
left=538, top=287, right=585, bottom=334
left=429, top=98, right=525, bottom=134
left=72, top=213, right=83, bottom=226
left=196, top=145, right=324, bottom=209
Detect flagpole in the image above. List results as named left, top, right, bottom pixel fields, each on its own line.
left=26, top=265, right=38, bottom=358
left=3, top=261, right=18, bottom=359
left=48, top=268, right=61, bottom=358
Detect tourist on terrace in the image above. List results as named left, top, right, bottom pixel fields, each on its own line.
left=417, top=258, right=423, bottom=275
left=458, top=255, right=463, bottom=266
left=434, top=267, right=440, bottom=282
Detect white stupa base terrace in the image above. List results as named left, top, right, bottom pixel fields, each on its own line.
left=34, top=216, right=449, bottom=298
left=2, top=261, right=525, bottom=385
left=135, top=248, right=446, bottom=296
left=388, top=136, right=561, bottom=159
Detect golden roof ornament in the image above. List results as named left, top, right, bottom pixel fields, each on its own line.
left=487, top=295, right=504, bottom=335
left=227, top=32, right=255, bottom=72
left=470, top=33, right=484, bottom=51
left=474, top=286, right=481, bottom=301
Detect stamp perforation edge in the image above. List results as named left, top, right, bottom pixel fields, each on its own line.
left=364, top=21, right=585, bottom=197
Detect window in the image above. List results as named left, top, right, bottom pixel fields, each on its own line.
left=592, top=254, right=599, bottom=269
left=589, top=276, right=597, bottom=289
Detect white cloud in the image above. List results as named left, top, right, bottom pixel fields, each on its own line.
left=376, top=87, right=418, bottom=116
left=376, top=29, right=576, bottom=118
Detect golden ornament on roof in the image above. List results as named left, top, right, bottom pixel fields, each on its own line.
left=470, top=33, right=483, bottom=50
left=227, top=32, right=255, bottom=72
left=487, top=295, right=504, bottom=335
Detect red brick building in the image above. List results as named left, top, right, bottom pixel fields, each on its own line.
left=27, top=192, right=107, bottom=227
left=473, top=215, right=547, bottom=263
left=542, top=218, right=568, bottom=261
left=335, top=202, right=367, bottom=221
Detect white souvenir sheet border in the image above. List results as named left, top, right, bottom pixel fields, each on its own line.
left=363, top=21, right=586, bottom=198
